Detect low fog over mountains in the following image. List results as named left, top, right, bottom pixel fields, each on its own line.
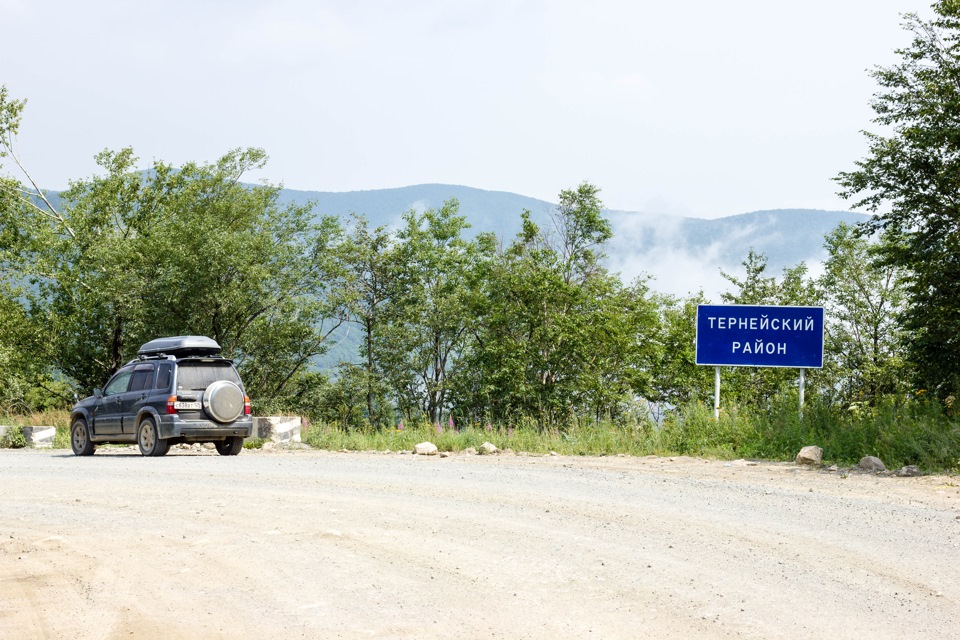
left=281, top=184, right=869, bottom=298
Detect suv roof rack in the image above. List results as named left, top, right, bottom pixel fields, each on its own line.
left=138, top=336, right=222, bottom=357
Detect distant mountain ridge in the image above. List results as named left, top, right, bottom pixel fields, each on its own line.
left=42, top=181, right=869, bottom=297
left=276, top=184, right=870, bottom=296
left=277, top=183, right=554, bottom=239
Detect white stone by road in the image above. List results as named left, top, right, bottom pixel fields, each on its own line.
left=1, top=448, right=958, bottom=639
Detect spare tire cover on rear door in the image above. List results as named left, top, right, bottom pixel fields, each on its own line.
left=202, top=380, right=245, bottom=423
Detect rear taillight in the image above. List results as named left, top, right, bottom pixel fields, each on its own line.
left=244, top=395, right=251, bottom=415
left=166, top=395, right=177, bottom=414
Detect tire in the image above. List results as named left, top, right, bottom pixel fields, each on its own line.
left=215, top=436, right=243, bottom=456
left=202, top=380, right=245, bottom=423
left=137, top=417, right=170, bottom=457
left=70, top=418, right=95, bottom=456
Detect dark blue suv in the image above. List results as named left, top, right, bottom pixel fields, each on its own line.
left=69, top=336, right=253, bottom=457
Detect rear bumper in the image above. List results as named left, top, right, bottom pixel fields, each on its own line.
left=157, top=415, right=253, bottom=440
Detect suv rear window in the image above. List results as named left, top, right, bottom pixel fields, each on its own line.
left=175, top=361, right=242, bottom=391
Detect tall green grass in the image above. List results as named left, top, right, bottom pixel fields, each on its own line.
left=302, top=397, right=960, bottom=471
left=0, top=409, right=71, bottom=449
left=301, top=420, right=664, bottom=457
left=656, top=396, right=960, bottom=469
left=4, top=401, right=960, bottom=471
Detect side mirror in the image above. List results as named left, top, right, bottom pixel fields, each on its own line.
left=93, top=388, right=103, bottom=398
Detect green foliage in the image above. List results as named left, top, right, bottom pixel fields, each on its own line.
left=454, top=183, right=661, bottom=428
left=4, top=80, right=960, bottom=467
left=836, top=2, right=960, bottom=398
left=59, top=148, right=345, bottom=397
left=380, top=199, right=476, bottom=424
left=650, top=292, right=715, bottom=412
left=1, top=106, right=346, bottom=398
left=816, top=223, right=908, bottom=402
left=257, top=366, right=395, bottom=432
left=302, top=418, right=664, bottom=457
left=336, top=214, right=398, bottom=428
left=0, top=425, right=27, bottom=448
left=299, top=394, right=960, bottom=470
left=658, top=402, right=752, bottom=457
left=657, top=396, right=960, bottom=470
left=53, top=425, right=70, bottom=449
left=718, top=251, right=822, bottom=406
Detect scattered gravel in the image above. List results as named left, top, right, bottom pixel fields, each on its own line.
left=2, top=449, right=958, bottom=639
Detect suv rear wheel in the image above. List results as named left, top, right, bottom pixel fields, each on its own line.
left=214, top=436, right=244, bottom=456
left=138, top=417, right=170, bottom=457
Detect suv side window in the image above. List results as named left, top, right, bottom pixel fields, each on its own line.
left=128, top=364, right=155, bottom=392
left=103, top=369, right=134, bottom=396
left=155, top=363, right=172, bottom=391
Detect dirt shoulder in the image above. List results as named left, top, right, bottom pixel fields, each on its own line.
left=2, top=448, right=958, bottom=639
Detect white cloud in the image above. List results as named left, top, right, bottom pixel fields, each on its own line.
left=0, top=0, right=30, bottom=16
left=1, top=0, right=936, bottom=216
left=226, top=4, right=357, bottom=63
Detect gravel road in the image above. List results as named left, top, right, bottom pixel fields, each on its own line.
left=1, top=447, right=959, bottom=639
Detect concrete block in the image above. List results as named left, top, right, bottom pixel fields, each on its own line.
left=250, top=416, right=302, bottom=444
left=24, top=426, right=56, bottom=448
left=2, top=425, right=55, bottom=448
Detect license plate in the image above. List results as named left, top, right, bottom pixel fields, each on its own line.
left=174, top=401, right=201, bottom=410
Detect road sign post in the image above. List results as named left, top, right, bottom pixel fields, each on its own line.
left=696, top=305, right=824, bottom=418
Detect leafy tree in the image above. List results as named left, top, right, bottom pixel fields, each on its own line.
left=381, top=199, right=476, bottom=424
left=817, top=223, right=908, bottom=403
left=0, top=87, right=346, bottom=398
left=337, top=214, right=398, bottom=428
left=50, top=150, right=345, bottom=396
left=719, top=250, right=820, bottom=406
left=572, top=276, right=661, bottom=425
left=720, top=249, right=814, bottom=307
left=456, top=183, right=661, bottom=427
left=0, top=87, right=67, bottom=408
left=650, top=291, right=715, bottom=415
left=836, top=1, right=960, bottom=397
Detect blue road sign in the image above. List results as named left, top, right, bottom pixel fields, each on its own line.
left=696, top=305, right=824, bottom=368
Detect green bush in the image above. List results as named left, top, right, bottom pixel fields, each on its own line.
left=716, top=395, right=960, bottom=469
left=0, top=425, right=28, bottom=449
left=53, top=426, right=70, bottom=449
left=297, top=396, right=960, bottom=471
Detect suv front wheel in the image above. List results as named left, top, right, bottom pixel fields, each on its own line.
left=138, top=417, right=170, bottom=457
left=71, top=418, right=95, bottom=456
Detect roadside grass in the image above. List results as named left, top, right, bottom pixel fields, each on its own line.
left=657, top=396, right=960, bottom=470
left=3, top=401, right=960, bottom=472
left=302, top=397, right=960, bottom=471
left=0, top=409, right=71, bottom=448
left=298, top=420, right=717, bottom=459
left=1, top=408, right=71, bottom=428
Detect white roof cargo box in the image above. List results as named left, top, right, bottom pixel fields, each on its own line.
left=138, top=336, right=222, bottom=357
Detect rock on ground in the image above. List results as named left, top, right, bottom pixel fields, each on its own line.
left=859, top=456, right=887, bottom=472
left=414, top=442, right=438, bottom=455
left=479, top=442, right=499, bottom=455
left=795, top=445, right=823, bottom=466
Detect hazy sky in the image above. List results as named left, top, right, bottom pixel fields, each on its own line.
left=1, top=0, right=935, bottom=218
